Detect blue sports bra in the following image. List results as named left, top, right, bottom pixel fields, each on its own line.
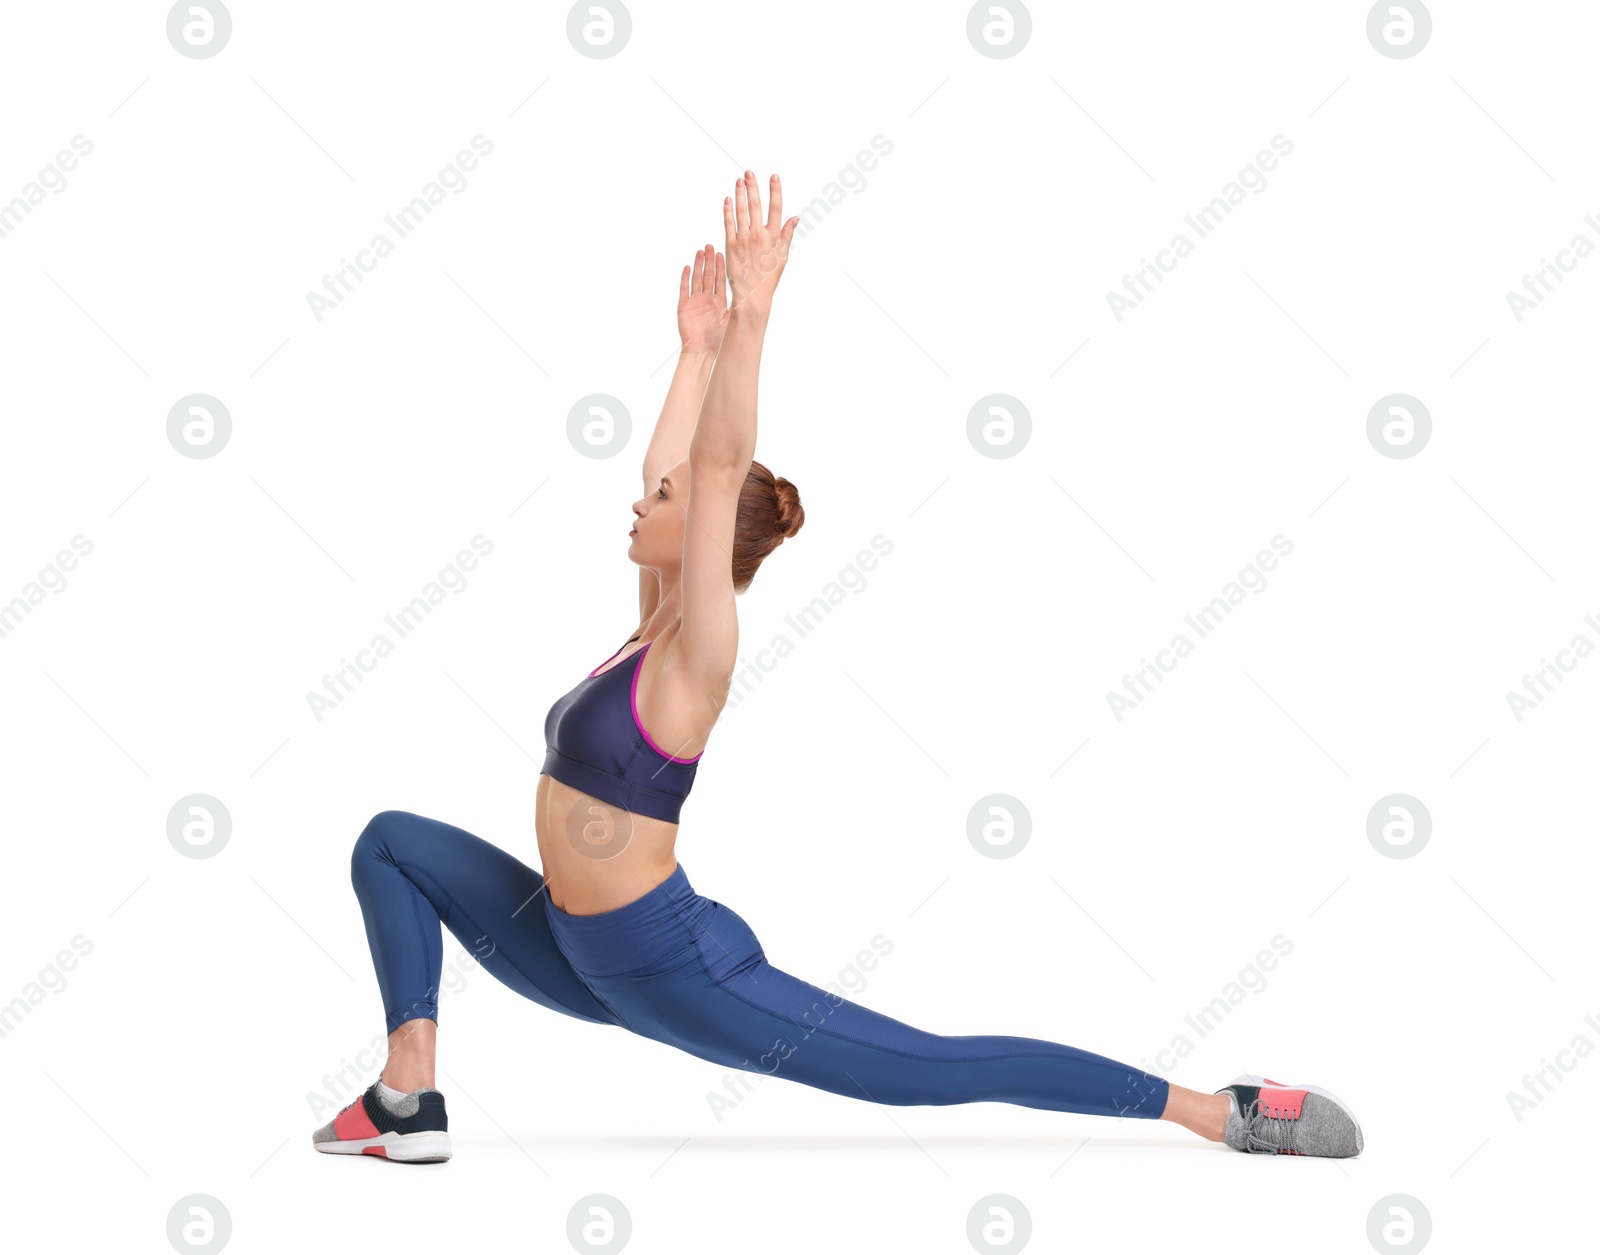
left=541, top=639, right=702, bottom=823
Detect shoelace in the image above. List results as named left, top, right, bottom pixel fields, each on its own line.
left=1246, top=1102, right=1302, bottom=1155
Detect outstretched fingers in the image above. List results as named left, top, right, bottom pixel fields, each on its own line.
left=734, top=175, right=750, bottom=234
left=690, top=247, right=705, bottom=294
left=743, top=170, right=763, bottom=232
left=713, top=248, right=725, bottom=296
left=767, top=173, right=783, bottom=233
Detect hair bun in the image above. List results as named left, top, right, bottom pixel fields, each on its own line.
left=773, top=477, right=804, bottom=540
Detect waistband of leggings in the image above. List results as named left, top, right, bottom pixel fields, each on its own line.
left=543, top=862, right=710, bottom=976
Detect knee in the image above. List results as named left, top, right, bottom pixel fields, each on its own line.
left=352, top=809, right=418, bottom=870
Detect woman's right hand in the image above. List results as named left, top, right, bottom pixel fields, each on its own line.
left=723, top=170, right=799, bottom=317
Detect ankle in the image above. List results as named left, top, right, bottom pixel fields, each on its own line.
left=382, top=1017, right=438, bottom=1093
left=381, top=1064, right=435, bottom=1093
left=1200, top=1092, right=1231, bottom=1142
left=1159, top=1084, right=1231, bottom=1141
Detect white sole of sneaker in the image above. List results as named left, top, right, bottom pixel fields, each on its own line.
left=1229, top=1073, right=1363, bottom=1140
left=314, top=1131, right=452, bottom=1163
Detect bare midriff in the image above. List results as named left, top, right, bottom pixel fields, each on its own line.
left=534, top=772, right=682, bottom=916
left=535, top=630, right=720, bottom=916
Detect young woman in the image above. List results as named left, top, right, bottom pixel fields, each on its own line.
left=312, top=171, right=1362, bottom=1163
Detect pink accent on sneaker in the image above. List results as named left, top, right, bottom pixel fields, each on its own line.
left=333, top=1093, right=379, bottom=1141
left=1255, top=1087, right=1309, bottom=1120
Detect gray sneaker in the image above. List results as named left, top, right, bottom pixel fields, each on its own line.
left=311, top=1079, right=452, bottom=1163
left=1216, top=1074, right=1363, bottom=1158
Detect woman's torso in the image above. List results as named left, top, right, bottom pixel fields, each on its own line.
left=536, top=626, right=721, bottom=915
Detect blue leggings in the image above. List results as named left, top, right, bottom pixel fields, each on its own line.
left=350, top=810, right=1169, bottom=1119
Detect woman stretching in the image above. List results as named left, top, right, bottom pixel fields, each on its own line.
left=312, top=170, right=1362, bottom=1163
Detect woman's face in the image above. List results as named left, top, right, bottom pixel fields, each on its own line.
left=629, top=457, right=690, bottom=570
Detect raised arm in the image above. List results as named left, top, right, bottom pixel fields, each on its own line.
left=638, top=246, right=728, bottom=619
left=643, top=245, right=728, bottom=489
left=677, top=171, right=798, bottom=683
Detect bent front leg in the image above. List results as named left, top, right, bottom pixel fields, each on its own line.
left=350, top=810, right=622, bottom=1031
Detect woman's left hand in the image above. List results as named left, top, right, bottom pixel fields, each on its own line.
left=678, top=244, right=729, bottom=353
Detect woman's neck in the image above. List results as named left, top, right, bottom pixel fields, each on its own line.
left=640, top=574, right=682, bottom=637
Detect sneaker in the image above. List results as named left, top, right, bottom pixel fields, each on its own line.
left=311, top=1080, right=452, bottom=1163
left=1216, top=1074, right=1363, bottom=1158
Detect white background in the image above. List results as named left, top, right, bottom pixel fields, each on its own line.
left=1, top=2, right=1595, bottom=1252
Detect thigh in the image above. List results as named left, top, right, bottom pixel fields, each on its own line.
left=590, top=944, right=912, bottom=1099
left=358, top=810, right=621, bottom=1026
left=599, top=901, right=1163, bottom=1115
left=581, top=902, right=866, bottom=1070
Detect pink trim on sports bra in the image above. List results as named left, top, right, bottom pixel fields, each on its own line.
left=589, top=639, right=644, bottom=678
left=629, top=641, right=704, bottom=764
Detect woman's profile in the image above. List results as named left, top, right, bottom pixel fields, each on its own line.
left=311, top=170, right=1362, bottom=1164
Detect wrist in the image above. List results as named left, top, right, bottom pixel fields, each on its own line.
left=679, top=345, right=718, bottom=362
left=729, top=301, right=771, bottom=333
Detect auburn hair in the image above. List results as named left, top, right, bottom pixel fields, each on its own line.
left=732, top=460, right=804, bottom=592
